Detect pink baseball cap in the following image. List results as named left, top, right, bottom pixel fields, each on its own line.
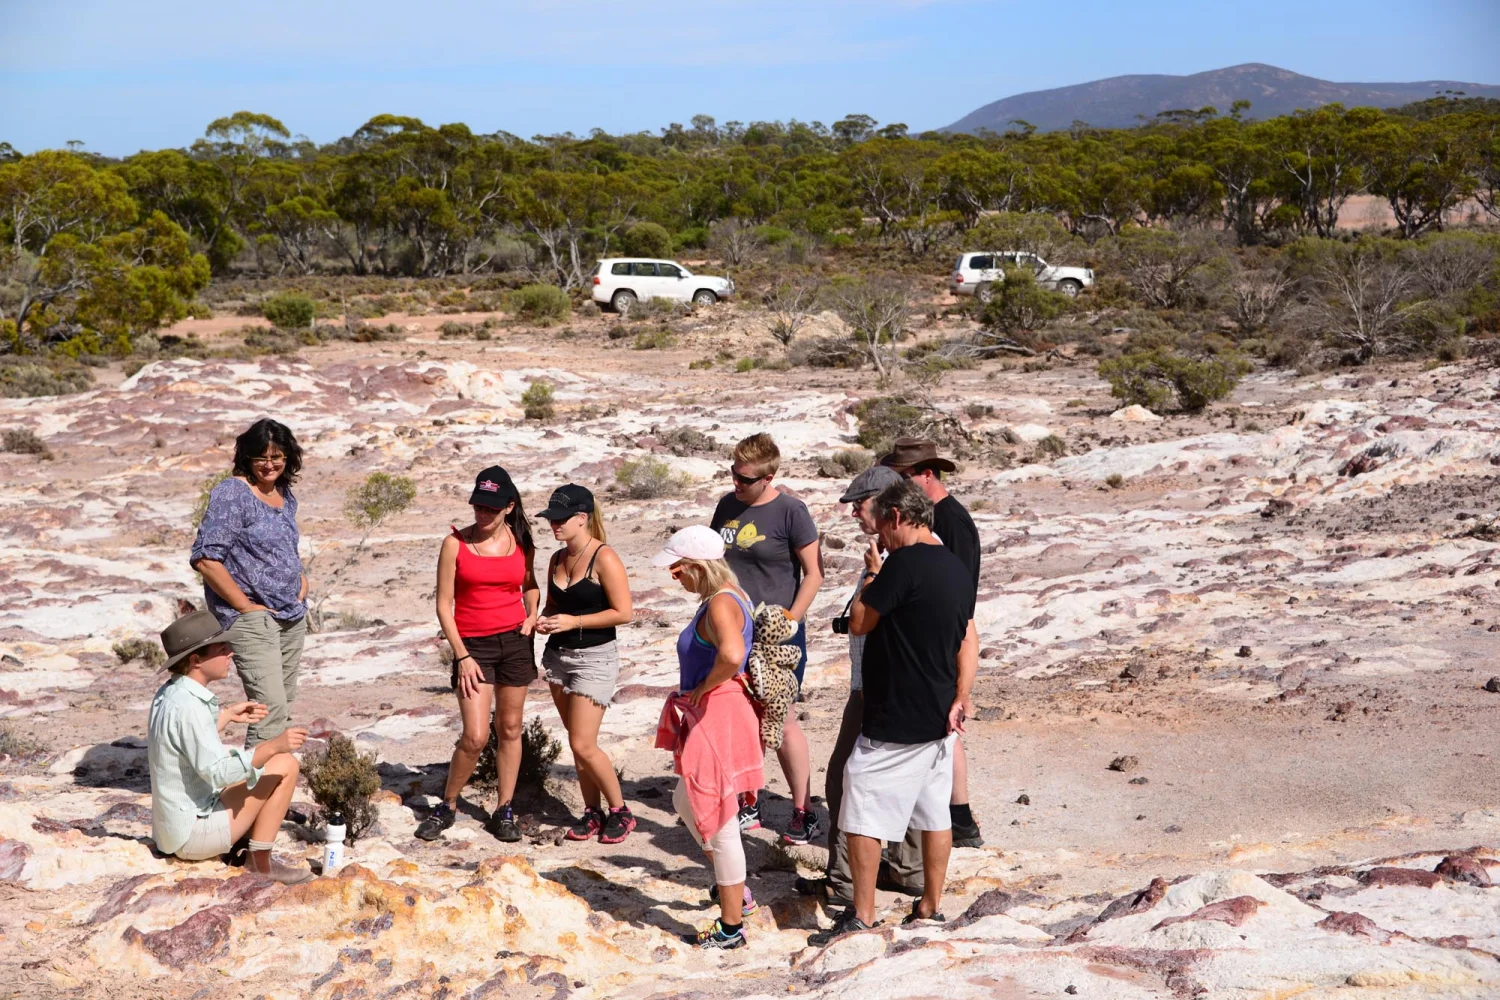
left=652, top=525, right=725, bottom=567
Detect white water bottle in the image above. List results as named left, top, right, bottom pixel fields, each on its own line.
left=323, top=813, right=346, bottom=874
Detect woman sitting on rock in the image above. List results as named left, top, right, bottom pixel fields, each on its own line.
left=190, top=417, right=309, bottom=747
left=148, top=609, right=312, bottom=884
left=418, top=466, right=540, bottom=844
left=652, top=526, right=764, bottom=951
left=534, top=485, right=636, bottom=844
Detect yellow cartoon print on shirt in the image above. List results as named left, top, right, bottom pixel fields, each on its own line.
left=719, top=520, right=767, bottom=550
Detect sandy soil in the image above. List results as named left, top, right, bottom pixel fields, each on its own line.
left=1, top=304, right=1498, bottom=998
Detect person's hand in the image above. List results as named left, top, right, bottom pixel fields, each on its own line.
left=947, top=698, right=968, bottom=735
left=863, top=539, right=882, bottom=576
left=519, top=614, right=538, bottom=637
left=686, top=681, right=713, bottom=708
left=239, top=603, right=270, bottom=614
left=535, top=615, right=559, bottom=634
left=782, top=608, right=800, bottom=623
left=219, top=701, right=268, bottom=729
left=456, top=656, right=483, bottom=700
left=272, top=727, right=310, bottom=754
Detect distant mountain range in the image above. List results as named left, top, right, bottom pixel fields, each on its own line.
left=941, top=63, right=1500, bottom=134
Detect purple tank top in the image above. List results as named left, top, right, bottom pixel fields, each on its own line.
left=677, top=590, right=754, bottom=692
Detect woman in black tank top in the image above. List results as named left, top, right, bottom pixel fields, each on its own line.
left=534, top=485, right=637, bottom=844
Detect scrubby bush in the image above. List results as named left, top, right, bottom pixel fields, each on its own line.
left=510, top=284, right=572, bottom=325
left=964, top=212, right=1081, bottom=264
left=622, top=221, right=673, bottom=260
left=521, top=380, right=555, bottom=420
left=854, top=396, right=926, bottom=452
left=344, top=472, right=417, bottom=530
left=616, top=456, right=689, bottom=499
left=260, top=293, right=317, bottom=329
left=788, top=335, right=862, bottom=369
left=113, top=637, right=166, bottom=667
left=0, top=721, right=48, bottom=761
left=651, top=425, right=720, bottom=456
left=1285, top=236, right=1428, bottom=363
left=830, top=277, right=911, bottom=380
left=243, top=329, right=303, bottom=355
left=1032, top=434, right=1068, bottom=459
left=633, top=328, right=677, bottom=350
left=982, top=267, right=1071, bottom=334
left=2, top=427, right=51, bottom=458
left=815, top=449, right=873, bottom=477
left=1105, top=472, right=1125, bottom=489
left=1098, top=348, right=1251, bottom=413
left=470, top=717, right=563, bottom=803
left=191, top=470, right=233, bottom=527
left=0, top=362, right=94, bottom=398
left=304, top=734, right=381, bottom=843
left=1102, top=228, right=1226, bottom=309
left=709, top=218, right=766, bottom=266
left=438, top=321, right=475, bottom=339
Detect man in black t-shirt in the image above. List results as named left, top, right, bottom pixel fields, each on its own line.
left=879, top=437, right=983, bottom=850
left=809, top=480, right=977, bottom=945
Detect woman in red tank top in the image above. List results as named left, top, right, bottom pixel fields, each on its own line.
left=417, top=465, right=540, bottom=844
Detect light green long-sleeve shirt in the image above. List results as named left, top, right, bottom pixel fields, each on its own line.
left=147, top=675, right=263, bottom=855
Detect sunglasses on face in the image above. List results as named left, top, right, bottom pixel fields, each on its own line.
left=730, top=469, right=765, bottom=486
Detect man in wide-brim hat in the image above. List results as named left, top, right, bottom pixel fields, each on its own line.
left=879, top=436, right=984, bottom=851
left=147, top=609, right=314, bottom=882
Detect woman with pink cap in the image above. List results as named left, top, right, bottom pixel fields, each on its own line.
left=651, top=525, right=764, bottom=951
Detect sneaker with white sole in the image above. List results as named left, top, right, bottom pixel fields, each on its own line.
left=687, top=918, right=747, bottom=950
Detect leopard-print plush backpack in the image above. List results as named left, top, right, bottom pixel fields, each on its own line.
left=744, top=603, right=801, bottom=750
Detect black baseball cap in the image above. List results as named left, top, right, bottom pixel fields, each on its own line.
left=468, top=466, right=518, bottom=509
left=537, top=484, right=594, bottom=521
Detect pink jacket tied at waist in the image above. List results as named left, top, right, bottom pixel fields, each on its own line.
left=655, top=681, right=765, bottom=843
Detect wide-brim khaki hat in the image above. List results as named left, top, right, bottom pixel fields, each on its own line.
left=160, top=609, right=232, bottom=670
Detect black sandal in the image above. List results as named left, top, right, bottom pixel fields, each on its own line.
left=901, top=899, right=946, bottom=925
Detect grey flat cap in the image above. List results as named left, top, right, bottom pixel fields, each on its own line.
left=839, top=465, right=902, bottom=504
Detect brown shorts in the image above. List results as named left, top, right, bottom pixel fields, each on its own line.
left=452, top=629, right=537, bottom=689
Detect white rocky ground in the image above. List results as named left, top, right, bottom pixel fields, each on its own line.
left=1, top=314, right=1498, bottom=999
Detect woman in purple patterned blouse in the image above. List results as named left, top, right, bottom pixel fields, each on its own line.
left=190, top=419, right=309, bottom=747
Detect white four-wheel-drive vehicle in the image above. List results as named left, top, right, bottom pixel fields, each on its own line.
left=948, top=251, right=1094, bottom=302
left=591, top=258, right=735, bottom=313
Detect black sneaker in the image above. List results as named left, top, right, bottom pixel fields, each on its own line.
left=952, top=817, right=984, bottom=848
left=414, top=802, right=456, bottom=842
left=737, top=799, right=761, bottom=832
left=806, top=913, right=875, bottom=947
left=599, top=806, right=637, bottom=844
left=781, top=807, right=822, bottom=845
left=794, top=876, right=854, bottom=909
left=566, top=807, right=604, bottom=842
left=486, top=803, right=521, bottom=843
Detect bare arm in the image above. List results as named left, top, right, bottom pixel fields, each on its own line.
left=848, top=539, right=882, bottom=636
left=519, top=545, right=540, bottom=636
left=786, top=538, right=823, bottom=622
left=194, top=559, right=266, bottom=614
left=948, top=619, right=978, bottom=734
left=538, top=551, right=560, bottom=618
left=435, top=536, right=481, bottom=699
left=687, top=592, right=747, bottom=706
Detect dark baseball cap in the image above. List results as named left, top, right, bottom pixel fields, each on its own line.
left=839, top=465, right=902, bottom=504
left=468, top=466, right=518, bottom=509
left=537, top=484, right=594, bottom=521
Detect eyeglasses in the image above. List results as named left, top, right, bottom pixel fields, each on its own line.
left=251, top=455, right=286, bottom=467
left=730, top=469, right=765, bottom=486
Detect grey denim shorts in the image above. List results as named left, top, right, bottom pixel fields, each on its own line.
left=541, top=640, right=620, bottom=708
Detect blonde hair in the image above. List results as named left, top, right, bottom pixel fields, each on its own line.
left=678, top=557, right=739, bottom=601
left=732, top=432, right=781, bottom=477
left=586, top=507, right=607, bottom=542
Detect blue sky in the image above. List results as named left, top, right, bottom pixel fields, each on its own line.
left=2, top=0, right=1496, bottom=155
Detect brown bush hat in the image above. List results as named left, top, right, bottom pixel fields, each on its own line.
left=160, top=609, right=231, bottom=670
left=878, top=437, right=957, bottom=473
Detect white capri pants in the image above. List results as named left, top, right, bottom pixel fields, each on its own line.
left=673, top=778, right=747, bottom=887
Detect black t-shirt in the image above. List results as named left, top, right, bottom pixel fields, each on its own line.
left=859, top=542, right=975, bottom=744
left=933, top=495, right=980, bottom=592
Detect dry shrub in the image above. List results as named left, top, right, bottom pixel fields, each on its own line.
left=439, top=321, right=475, bottom=339
left=616, top=456, right=689, bottom=498
left=651, top=425, right=721, bottom=456
left=510, top=284, right=572, bottom=325
left=470, top=718, right=562, bottom=803
left=0, top=721, right=48, bottom=761
left=521, top=380, right=556, bottom=420
left=304, top=734, right=381, bottom=843
left=1098, top=349, right=1251, bottom=413
left=2, top=427, right=52, bottom=458
left=113, top=637, right=166, bottom=668
left=815, top=449, right=874, bottom=477
left=0, top=362, right=94, bottom=398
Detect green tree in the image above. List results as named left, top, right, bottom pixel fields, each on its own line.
left=1099, top=349, right=1250, bottom=413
